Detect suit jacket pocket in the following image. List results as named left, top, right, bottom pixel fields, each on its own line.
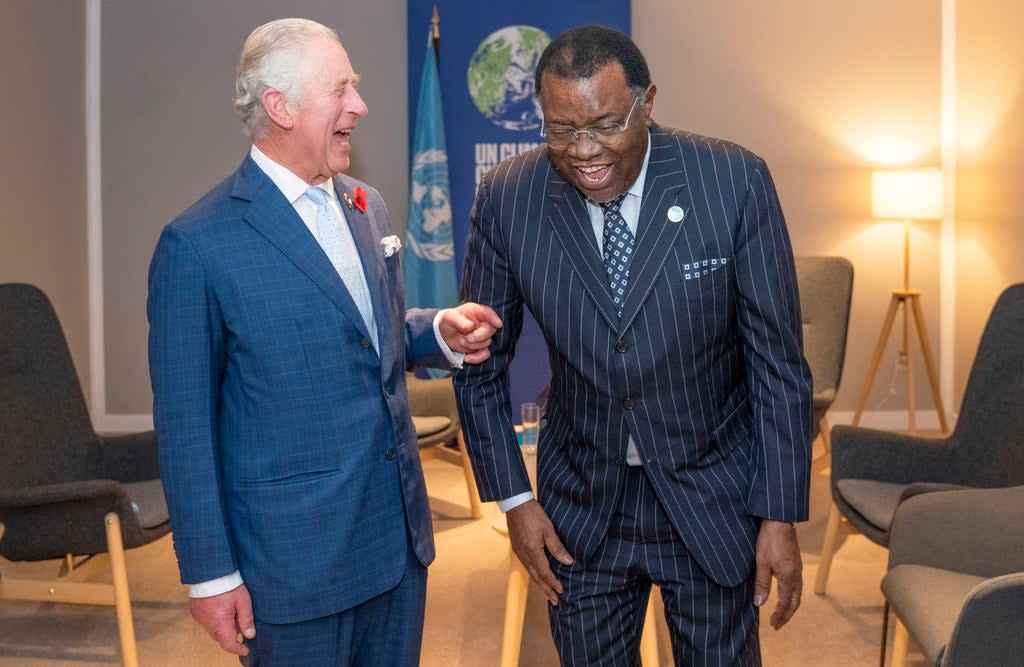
left=679, top=257, right=730, bottom=303
left=235, top=467, right=339, bottom=487
left=695, top=397, right=751, bottom=467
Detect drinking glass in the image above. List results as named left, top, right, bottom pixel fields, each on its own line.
left=520, top=402, right=540, bottom=456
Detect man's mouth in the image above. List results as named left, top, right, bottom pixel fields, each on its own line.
left=577, top=163, right=611, bottom=185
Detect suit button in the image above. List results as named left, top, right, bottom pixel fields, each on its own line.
left=385, top=448, right=396, bottom=460
left=360, top=337, right=371, bottom=348
left=382, top=384, right=391, bottom=399
left=615, top=340, right=629, bottom=353
left=623, top=396, right=635, bottom=410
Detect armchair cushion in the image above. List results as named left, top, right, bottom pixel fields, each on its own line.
left=882, top=564, right=987, bottom=666
left=839, top=479, right=977, bottom=532
left=835, top=479, right=906, bottom=531
left=412, top=416, right=452, bottom=439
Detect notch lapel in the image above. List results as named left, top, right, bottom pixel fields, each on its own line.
left=233, top=159, right=374, bottom=344
left=618, top=128, right=689, bottom=331
left=546, top=178, right=621, bottom=331
left=334, top=176, right=390, bottom=357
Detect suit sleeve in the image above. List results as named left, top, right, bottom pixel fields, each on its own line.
left=148, top=224, right=237, bottom=583
left=452, top=179, right=532, bottom=502
left=732, top=156, right=814, bottom=522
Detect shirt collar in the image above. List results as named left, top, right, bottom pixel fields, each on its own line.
left=249, top=144, right=337, bottom=204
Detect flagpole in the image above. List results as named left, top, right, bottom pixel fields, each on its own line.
left=431, top=5, right=440, bottom=67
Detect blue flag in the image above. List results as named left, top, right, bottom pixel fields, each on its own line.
left=404, top=37, right=457, bottom=311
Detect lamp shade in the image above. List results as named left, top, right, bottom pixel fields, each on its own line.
left=872, top=168, right=944, bottom=220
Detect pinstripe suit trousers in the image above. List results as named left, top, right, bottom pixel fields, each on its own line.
left=548, top=466, right=760, bottom=667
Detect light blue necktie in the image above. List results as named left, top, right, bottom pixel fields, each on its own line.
left=600, top=194, right=635, bottom=316
left=305, top=186, right=378, bottom=348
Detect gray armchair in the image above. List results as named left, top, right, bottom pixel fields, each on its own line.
left=406, top=372, right=483, bottom=519
left=0, top=283, right=170, bottom=667
left=815, top=283, right=1024, bottom=596
left=882, top=486, right=1024, bottom=667
left=796, top=256, right=854, bottom=452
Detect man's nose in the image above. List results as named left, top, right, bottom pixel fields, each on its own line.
left=568, top=133, right=603, bottom=159
left=349, top=88, right=368, bottom=117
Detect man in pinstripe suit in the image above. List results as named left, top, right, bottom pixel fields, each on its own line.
left=454, top=25, right=812, bottom=666
left=148, top=19, right=500, bottom=666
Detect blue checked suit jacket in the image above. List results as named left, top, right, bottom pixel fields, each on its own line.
left=454, top=126, right=813, bottom=588
left=148, top=156, right=445, bottom=624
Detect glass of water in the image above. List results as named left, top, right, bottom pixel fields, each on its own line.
left=520, top=402, right=540, bottom=455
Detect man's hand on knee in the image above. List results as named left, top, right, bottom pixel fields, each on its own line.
left=506, top=500, right=574, bottom=605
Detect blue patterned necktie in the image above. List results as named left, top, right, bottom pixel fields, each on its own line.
left=305, top=186, right=378, bottom=348
left=600, top=194, right=635, bottom=316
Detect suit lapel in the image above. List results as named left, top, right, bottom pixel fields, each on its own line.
left=546, top=177, right=622, bottom=331
left=618, top=128, right=689, bottom=331
left=334, top=175, right=390, bottom=355
left=232, top=158, right=373, bottom=343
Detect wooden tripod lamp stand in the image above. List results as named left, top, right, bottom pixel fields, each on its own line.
left=851, top=168, right=949, bottom=432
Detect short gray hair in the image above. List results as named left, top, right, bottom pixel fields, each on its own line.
left=233, top=18, right=340, bottom=140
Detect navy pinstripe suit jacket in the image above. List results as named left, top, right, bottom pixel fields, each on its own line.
left=454, top=125, right=813, bottom=587
left=148, top=156, right=445, bottom=624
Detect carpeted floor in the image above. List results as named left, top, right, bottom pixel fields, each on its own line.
left=0, top=441, right=929, bottom=666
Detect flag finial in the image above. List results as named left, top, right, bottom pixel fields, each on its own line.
left=431, top=5, right=440, bottom=40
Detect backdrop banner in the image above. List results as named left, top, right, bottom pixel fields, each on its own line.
left=407, top=1, right=630, bottom=411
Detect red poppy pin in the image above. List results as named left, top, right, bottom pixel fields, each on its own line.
left=353, top=187, right=368, bottom=213
left=341, top=187, right=368, bottom=214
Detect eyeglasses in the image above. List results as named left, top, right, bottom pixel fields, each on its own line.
left=540, top=95, right=641, bottom=150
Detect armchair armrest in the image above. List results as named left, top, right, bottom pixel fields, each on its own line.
left=94, top=431, right=160, bottom=482
left=887, top=485, right=1024, bottom=576
left=831, top=425, right=953, bottom=483
left=942, top=573, right=1024, bottom=667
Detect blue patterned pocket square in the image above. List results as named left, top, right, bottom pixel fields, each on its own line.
left=682, top=257, right=728, bottom=280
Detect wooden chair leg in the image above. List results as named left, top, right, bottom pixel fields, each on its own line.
left=456, top=430, right=483, bottom=519
left=879, top=599, right=889, bottom=667
left=818, top=416, right=831, bottom=455
left=105, top=513, right=139, bottom=667
left=890, top=619, right=909, bottom=667
left=640, top=587, right=660, bottom=666
left=499, top=547, right=529, bottom=667
left=814, top=503, right=842, bottom=594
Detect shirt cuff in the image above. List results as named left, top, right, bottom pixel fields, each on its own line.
left=497, top=491, right=534, bottom=513
left=189, top=570, right=244, bottom=598
left=433, top=309, right=465, bottom=369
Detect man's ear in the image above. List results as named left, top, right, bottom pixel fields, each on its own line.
left=642, top=84, right=657, bottom=127
left=262, top=89, right=294, bottom=130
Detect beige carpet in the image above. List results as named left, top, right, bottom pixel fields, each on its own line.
left=0, top=442, right=930, bottom=666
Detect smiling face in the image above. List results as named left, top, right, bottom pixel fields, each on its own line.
left=539, top=61, right=654, bottom=203
left=278, top=36, right=368, bottom=184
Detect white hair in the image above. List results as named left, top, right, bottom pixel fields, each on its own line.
left=233, top=18, right=340, bottom=140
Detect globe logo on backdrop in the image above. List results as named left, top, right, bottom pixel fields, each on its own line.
left=466, top=26, right=551, bottom=131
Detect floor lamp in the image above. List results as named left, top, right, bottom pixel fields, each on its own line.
left=851, top=168, right=949, bottom=432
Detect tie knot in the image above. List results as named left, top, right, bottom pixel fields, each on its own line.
left=599, top=194, right=626, bottom=218
left=305, top=186, right=331, bottom=207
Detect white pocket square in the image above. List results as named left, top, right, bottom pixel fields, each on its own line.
left=381, top=235, right=402, bottom=258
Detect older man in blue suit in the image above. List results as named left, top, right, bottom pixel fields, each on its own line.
left=454, top=25, right=812, bottom=666
left=147, top=18, right=500, bottom=666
